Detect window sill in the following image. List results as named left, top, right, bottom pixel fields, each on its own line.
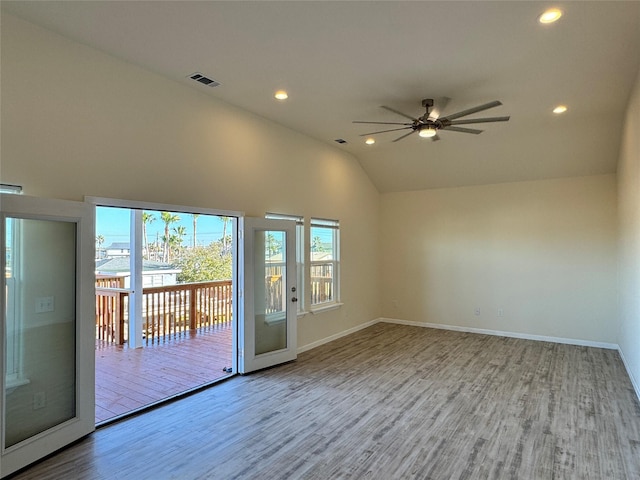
left=6, top=376, right=30, bottom=395
left=264, top=312, right=286, bottom=326
left=310, top=302, right=343, bottom=315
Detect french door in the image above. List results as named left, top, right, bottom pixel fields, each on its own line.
left=239, top=218, right=297, bottom=373
left=0, top=194, right=95, bottom=478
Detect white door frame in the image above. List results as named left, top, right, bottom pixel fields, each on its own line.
left=239, top=217, right=297, bottom=373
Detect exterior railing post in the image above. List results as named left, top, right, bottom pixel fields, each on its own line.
left=189, top=284, right=197, bottom=330
left=118, top=292, right=127, bottom=345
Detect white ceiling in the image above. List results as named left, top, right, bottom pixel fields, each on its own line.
left=3, top=1, right=640, bottom=193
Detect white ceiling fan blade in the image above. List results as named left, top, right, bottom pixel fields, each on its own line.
left=428, top=97, right=451, bottom=121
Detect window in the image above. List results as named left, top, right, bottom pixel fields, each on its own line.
left=265, top=213, right=304, bottom=313
left=2, top=185, right=26, bottom=390
left=4, top=217, right=23, bottom=386
left=310, top=218, right=339, bottom=308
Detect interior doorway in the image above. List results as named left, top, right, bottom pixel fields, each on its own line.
left=93, top=201, right=238, bottom=424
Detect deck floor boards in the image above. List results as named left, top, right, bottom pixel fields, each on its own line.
left=95, top=324, right=233, bottom=423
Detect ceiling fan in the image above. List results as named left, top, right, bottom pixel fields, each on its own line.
left=353, top=98, right=510, bottom=142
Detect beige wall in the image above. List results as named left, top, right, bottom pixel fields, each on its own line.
left=0, top=13, right=381, bottom=348
left=617, top=68, right=640, bottom=394
left=380, top=175, right=618, bottom=344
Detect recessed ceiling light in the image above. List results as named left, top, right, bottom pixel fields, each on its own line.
left=365, top=138, right=375, bottom=145
left=553, top=105, right=568, bottom=114
left=539, top=8, right=563, bottom=24
left=274, top=90, right=288, bottom=100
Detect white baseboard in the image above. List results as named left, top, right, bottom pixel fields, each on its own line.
left=618, top=347, right=640, bottom=402
left=379, top=317, right=620, bottom=350
left=297, top=318, right=379, bottom=354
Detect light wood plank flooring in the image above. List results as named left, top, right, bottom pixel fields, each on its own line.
left=95, top=325, right=233, bottom=424
left=12, top=323, right=640, bottom=479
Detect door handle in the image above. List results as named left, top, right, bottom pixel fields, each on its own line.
left=291, top=297, right=298, bottom=303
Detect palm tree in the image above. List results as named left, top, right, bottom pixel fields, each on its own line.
left=192, top=214, right=199, bottom=248
left=160, top=212, right=180, bottom=262
left=95, top=234, right=105, bottom=259
left=312, top=236, right=324, bottom=252
left=142, top=212, right=155, bottom=260
left=220, top=216, right=231, bottom=255
left=172, top=225, right=187, bottom=258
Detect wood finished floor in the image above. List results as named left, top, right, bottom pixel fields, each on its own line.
left=12, top=323, right=640, bottom=479
left=95, top=325, right=233, bottom=424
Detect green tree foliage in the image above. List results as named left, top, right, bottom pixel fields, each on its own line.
left=311, top=236, right=325, bottom=252
left=175, top=242, right=232, bottom=283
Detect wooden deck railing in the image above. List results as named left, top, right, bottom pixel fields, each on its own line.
left=96, top=269, right=333, bottom=346
left=96, top=279, right=233, bottom=347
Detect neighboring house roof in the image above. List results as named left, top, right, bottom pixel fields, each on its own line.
left=311, top=251, right=334, bottom=262
left=105, top=242, right=130, bottom=250
left=95, top=257, right=179, bottom=274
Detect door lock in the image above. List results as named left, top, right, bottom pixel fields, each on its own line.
left=291, top=297, right=298, bottom=303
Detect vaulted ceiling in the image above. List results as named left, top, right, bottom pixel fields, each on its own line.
left=3, top=1, right=639, bottom=192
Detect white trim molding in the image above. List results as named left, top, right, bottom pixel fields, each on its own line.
left=297, top=318, right=378, bottom=354
left=618, top=347, right=640, bottom=403
left=379, top=318, right=619, bottom=350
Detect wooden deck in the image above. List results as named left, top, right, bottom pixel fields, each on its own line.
left=95, top=324, right=233, bottom=424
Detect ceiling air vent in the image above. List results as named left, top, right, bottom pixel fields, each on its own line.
left=334, top=138, right=348, bottom=144
left=188, top=72, right=221, bottom=87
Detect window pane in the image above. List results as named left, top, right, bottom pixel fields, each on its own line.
left=266, top=213, right=304, bottom=312
left=310, top=218, right=339, bottom=307
left=311, top=262, right=334, bottom=304
left=311, top=226, right=334, bottom=260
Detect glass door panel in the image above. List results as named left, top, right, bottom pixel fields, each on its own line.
left=1, top=195, right=94, bottom=478
left=254, top=229, right=287, bottom=355
left=240, top=218, right=296, bottom=373
left=4, top=218, right=77, bottom=447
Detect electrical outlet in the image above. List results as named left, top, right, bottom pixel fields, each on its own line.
left=33, top=391, right=46, bottom=410
left=35, top=296, right=54, bottom=313
left=498, top=308, right=504, bottom=317
left=392, top=300, right=399, bottom=309
left=474, top=308, right=481, bottom=316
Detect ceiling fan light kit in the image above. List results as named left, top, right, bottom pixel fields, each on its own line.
left=418, top=126, right=437, bottom=138
left=353, top=97, right=510, bottom=143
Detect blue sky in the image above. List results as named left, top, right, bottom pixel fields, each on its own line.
left=96, top=207, right=229, bottom=248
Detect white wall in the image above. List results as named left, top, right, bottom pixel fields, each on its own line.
left=0, top=13, right=381, bottom=348
left=380, top=175, right=618, bottom=344
left=617, top=68, right=640, bottom=396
